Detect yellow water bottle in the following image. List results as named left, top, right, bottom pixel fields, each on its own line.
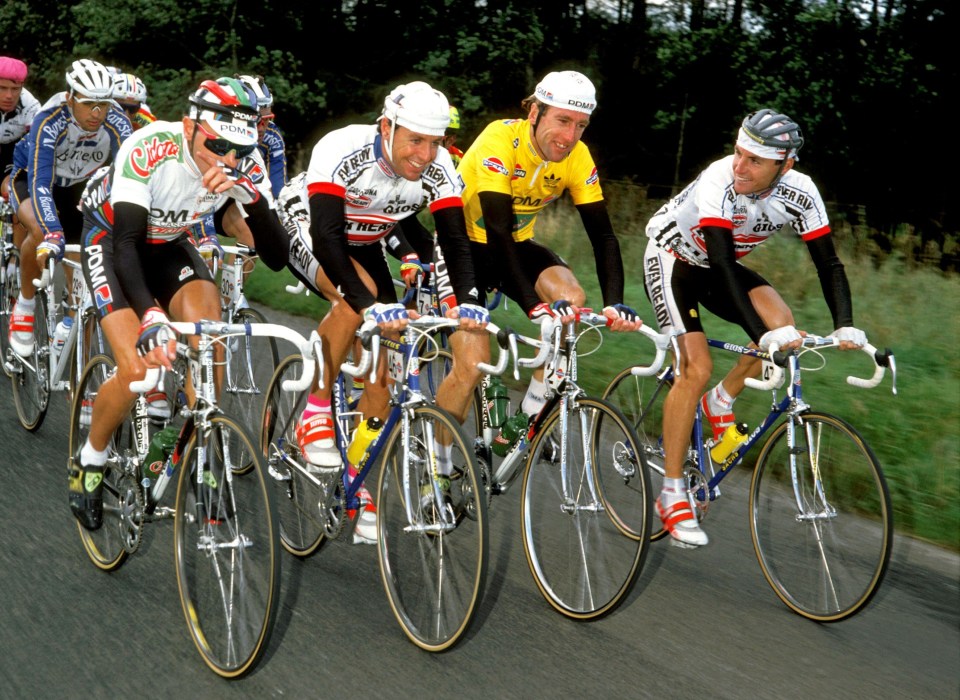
left=710, top=422, right=749, bottom=464
left=347, top=416, right=383, bottom=465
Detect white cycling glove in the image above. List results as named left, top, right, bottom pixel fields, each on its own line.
left=759, top=325, right=801, bottom=351
left=456, top=303, right=489, bottom=324
left=829, top=326, right=867, bottom=347
left=363, top=302, right=408, bottom=325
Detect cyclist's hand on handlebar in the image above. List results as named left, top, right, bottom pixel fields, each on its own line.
left=529, top=300, right=579, bottom=325
left=453, top=302, right=489, bottom=330
left=136, top=306, right=176, bottom=369
left=603, top=303, right=643, bottom=332
left=399, top=253, right=424, bottom=287
left=829, top=326, right=867, bottom=350
left=36, top=231, right=65, bottom=263
left=363, top=302, right=410, bottom=332
left=759, top=325, right=803, bottom=352
left=196, top=233, right=224, bottom=263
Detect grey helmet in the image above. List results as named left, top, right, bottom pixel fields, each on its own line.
left=741, top=109, right=804, bottom=158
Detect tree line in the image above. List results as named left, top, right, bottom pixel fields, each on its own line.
left=2, top=0, right=953, bottom=268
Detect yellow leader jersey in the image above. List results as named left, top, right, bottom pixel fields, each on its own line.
left=459, top=118, right=604, bottom=244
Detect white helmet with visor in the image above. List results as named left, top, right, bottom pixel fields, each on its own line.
left=534, top=71, right=596, bottom=115
left=381, top=81, right=450, bottom=137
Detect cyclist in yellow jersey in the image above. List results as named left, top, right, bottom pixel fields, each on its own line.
left=441, top=70, right=642, bottom=432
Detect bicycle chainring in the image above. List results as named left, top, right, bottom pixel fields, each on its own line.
left=116, top=472, right=145, bottom=554
left=682, top=465, right=711, bottom=522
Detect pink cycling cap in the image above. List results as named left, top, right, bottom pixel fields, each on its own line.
left=0, top=57, right=28, bottom=83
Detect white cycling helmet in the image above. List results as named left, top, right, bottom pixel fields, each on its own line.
left=113, top=72, right=147, bottom=102
left=534, top=71, right=596, bottom=115
left=381, top=81, right=450, bottom=136
left=236, top=74, right=273, bottom=110
left=66, top=59, right=114, bottom=100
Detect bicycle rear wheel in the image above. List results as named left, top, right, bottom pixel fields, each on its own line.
left=174, top=413, right=280, bottom=678
left=10, top=291, right=50, bottom=431
left=377, top=403, right=489, bottom=651
left=0, top=246, right=20, bottom=378
left=750, top=411, right=893, bottom=621
left=521, top=396, right=649, bottom=620
left=601, top=366, right=672, bottom=540
left=71, top=354, right=137, bottom=571
left=222, top=306, right=279, bottom=474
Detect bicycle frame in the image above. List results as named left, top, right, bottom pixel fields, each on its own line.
left=655, top=336, right=895, bottom=505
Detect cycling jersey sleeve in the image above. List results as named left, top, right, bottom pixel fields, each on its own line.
left=479, top=190, right=540, bottom=313
left=805, top=232, right=854, bottom=329
left=382, top=216, right=427, bottom=262
left=433, top=206, right=479, bottom=305
left=308, top=191, right=376, bottom=312
left=702, top=225, right=768, bottom=343
left=112, top=201, right=157, bottom=318
left=238, top=197, right=289, bottom=271
left=576, top=200, right=626, bottom=307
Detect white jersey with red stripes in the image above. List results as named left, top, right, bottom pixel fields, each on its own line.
left=646, top=154, right=830, bottom=268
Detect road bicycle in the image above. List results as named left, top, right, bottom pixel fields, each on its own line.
left=68, top=319, right=317, bottom=677
left=4, top=243, right=107, bottom=431
left=464, top=311, right=675, bottom=619
left=260, top=316, right=510, bottom=651
left=602, top=333, right=897, bottom=621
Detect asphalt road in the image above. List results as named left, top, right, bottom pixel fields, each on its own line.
left=0, top=305, right=957, bottom=699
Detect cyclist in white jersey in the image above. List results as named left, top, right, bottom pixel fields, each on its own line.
left=276, top=80, right=486, bottom=544
left=7, top=59, right=132, bottom=359
left=643, top=109, right=868, bottom=547
left=67, top=77, right=289, bottom=531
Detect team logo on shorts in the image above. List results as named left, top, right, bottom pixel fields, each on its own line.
left=179, top=265, right=194, bottom=281
left=93, top=284, right=113, bottom=312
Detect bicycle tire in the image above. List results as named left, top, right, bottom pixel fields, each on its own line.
left=521, top=396, right=649, bottom=620
left=222, top=306, right=279, bottom=475
left=377, top=403, right=489, bottom=651
left=601, top=366, right=673, bottom=541
left=11, top=291, right=50, bottom=431
left=174, top=412, right=280, bottom=678
left=0, top=246, right=20, bottom=378
left=749, top=411, right=893, bottom=622
left=260, top=355, right=329, bottom=557
left=71, top=354, right=136, bottom=571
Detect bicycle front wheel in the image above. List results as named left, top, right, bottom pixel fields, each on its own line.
left=260, top=355, right=330, bottom=557
left=377, top=403, right=489, bottom=652
left=10, top=291, right=50, bottom=431
left=71, top=354, right=136, bottom=571
left=601, top=366, right=672, bottom=540
left=750, top=411, right=893, bottom=622
left=222, top=306, right=279, bottom=474
left=0, top=247, right=20, bottom=377
left=521, top=396, right=649, bottom=620
left=174, top=413, right=280, bottom=678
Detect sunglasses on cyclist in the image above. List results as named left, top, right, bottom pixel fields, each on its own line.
left=258, top=113, right=275, bottom=124
left=119, top=102, right=141, bottom=115
left=71, top=95, right=112, bottom=114
left=195, top=121, right=257, bottom=159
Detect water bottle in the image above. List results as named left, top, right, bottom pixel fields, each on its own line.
left=710, top=422, right=749, bottom=465
left=142, top=426, right=179, bottom=489
left=52, top=316, right=73, bottom=364
left=492, top=411, right=529, bottom=458
left=347, top=416, right=383, bottom=466
left=484, top=375, right=509, bottom=428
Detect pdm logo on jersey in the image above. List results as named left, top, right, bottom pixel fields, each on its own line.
left=482, top=157, right=508, bottom=176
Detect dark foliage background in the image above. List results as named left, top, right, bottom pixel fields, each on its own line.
left=2, top=0, right=953, bottom=264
